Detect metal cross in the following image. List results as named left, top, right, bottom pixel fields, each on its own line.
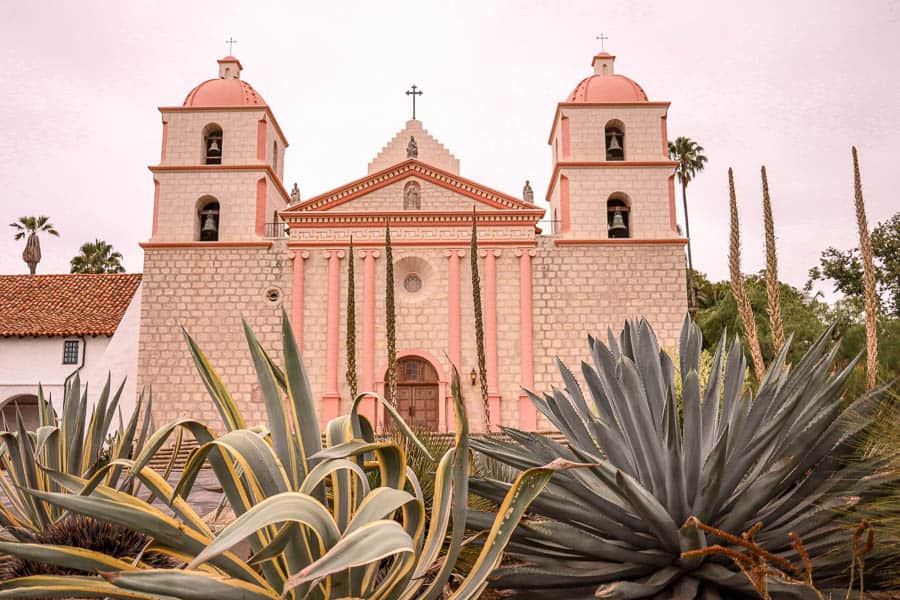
left=226, top=37, right=238, bottom=54
left=596, top=33, right=608, bottom=52
left=405, top=84, right=423, bottom=119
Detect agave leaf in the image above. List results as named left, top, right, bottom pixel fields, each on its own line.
left=450, top=459, right=593, bottom=599
left=0, top=575, right=160, bottom=599
left=283, top=520, right=414, bottom=594
left=612, top=471, right=681, bottom=555
left=182, top=327, right=246, bottom=431
left=279, top=308, right=321, bottom=481
left=594, top=565, right=681, bottom=599
left=299, top=457, right=370, bottom=497
left=188, top=491, right=339, bottom=569
left=0, top=540, right=139, bottom=574
left=103, top=570, right=280, bottom=600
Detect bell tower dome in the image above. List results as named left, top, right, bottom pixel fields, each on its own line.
left=546, top=51, right=679, bottom=241
left=148, top=56, right=289, bottom=243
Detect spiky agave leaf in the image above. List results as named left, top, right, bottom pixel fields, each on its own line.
left=0, top=313, right=576, bottom=600
left=469, top=316, right=888, bottom=599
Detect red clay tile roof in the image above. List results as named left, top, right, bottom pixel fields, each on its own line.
left=0, top=274, right=141, bottom=337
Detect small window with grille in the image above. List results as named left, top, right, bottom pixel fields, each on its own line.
left=62, top=340, right=80, bottom=365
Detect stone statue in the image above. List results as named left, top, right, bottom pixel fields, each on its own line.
left=290, top=182, right=300, bottom=203
left=404, top=182, right=420, bottom=210
left=407, top=136, right=418, bottom=159
left=523, top=180, right=534, bottom=203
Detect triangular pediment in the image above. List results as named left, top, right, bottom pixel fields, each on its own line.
left=282, top=160, right=541, bottom=215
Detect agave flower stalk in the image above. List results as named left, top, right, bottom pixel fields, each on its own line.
left=0, top=311, right=579, bottom=599
left=728, top=168, right=766, bottom=380
left=469, top=316, right=887, bottom=599
left=760, top=166, right=785, bottom=356
left=851, top=147, right=879, bottom=390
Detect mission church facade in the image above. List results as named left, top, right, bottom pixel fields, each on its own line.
left=138, top=51, right=687, bottom=432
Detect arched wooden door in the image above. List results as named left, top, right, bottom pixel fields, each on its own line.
left=385, top=357, right=440, bottom=430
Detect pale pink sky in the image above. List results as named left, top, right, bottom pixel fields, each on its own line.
left=1, top=1, right=897, bottom=301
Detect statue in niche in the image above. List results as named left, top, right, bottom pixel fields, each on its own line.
left=523, top=180, right=534, bottom=203
left=290, top=182, right=301, bottom=203
left=406, top=136, right=418, bottom=159
left=404, top=181, right=420, bottom=210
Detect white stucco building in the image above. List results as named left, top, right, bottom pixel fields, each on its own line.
left=0, top=274, right=142, bottom=429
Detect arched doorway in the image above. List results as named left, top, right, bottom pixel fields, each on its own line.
left=385, top=356, right=440, bottom=430
left=1, top=394, right=40, bottom=431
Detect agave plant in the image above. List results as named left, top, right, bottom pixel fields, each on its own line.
left=0, top=374, right=153, bottom=542
left=0, top=311, right=578, bottom=599
left=469, top=316, right=887, bottom=599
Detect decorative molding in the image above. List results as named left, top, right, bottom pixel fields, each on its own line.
left=149, top=163, right=292, bottom=205
left=545, top=160, right=678, bottom=201
left=289, top=240, right=536, bottom=248
left=291, top=250, right=310, bottom=260
left=281, top=210, right=543, bottom=229
left=554, top=238, right=688, bottom=246
left=284, top=159, right=541, bottom=213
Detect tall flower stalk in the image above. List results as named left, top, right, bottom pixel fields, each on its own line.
left=470, top=209, right=490, bottom=430
left=728, top=168, right=765, bottom=380
left=761, top=166, right=785, bottom=355
left=385, top=223, right=398, bottom=405
left=852, top=147, right=880, bottom=390
left=345, top=237, right=358, bottom=398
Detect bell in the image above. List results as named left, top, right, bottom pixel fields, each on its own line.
left=607, top=134, right=622, bottom=152
left=202, top=214, right=218, bottom=233
left=208, top=139, right=220, bottom=153
left=609, top=210, right=627, bottom=233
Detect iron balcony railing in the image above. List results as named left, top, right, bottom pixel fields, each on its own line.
left=264, top=222, right=290, bottom=239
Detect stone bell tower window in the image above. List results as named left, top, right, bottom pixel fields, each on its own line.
left=198, top=199, right=220, bottom=242
left=403, top=181, right=421, bottom=210
left=203, top=124, right=223, bottom=165
left=605, top=120, right=625, bottom=161
left=607, top=195, right=630, bottom=238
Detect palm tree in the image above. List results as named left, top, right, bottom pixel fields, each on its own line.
left=668, top=136, right=708, bottom=309
left=69, top=239, right=125, bottom=274
left=9, top=215, right=59, bottom=274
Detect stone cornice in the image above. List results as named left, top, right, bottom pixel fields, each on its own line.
left=281, top=210, right=544, bottom=228
left=553, top=238, right=687, bottom=246
left=283, top=159, right=541, bottom=213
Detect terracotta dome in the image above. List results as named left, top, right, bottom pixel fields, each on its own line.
left=567, top=73, right=648, bottom=103
left=182, top=57, right=266, bottom=107
left=183, top=78, right=266, bottom=107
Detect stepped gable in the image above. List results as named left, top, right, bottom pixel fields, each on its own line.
left=368, top=120, right=460, bottom=175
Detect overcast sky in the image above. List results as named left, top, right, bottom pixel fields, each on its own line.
left=1, top=0, right=897, bottom=302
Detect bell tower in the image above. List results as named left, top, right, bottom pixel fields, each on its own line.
left=546, top=51, right=679, bottom=241
left=149, top=56, right=289, bottom=243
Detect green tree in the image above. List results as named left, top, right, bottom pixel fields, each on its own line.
left=9, top=215, right=59, bottom=274
left=345, top=237, right=358, bottom=398
left=668, top=137, right=708, bottom=309
left=385, top=222, right=397, bottom=407
left=809, top=211, right=900, bottom=318
left=694, top=271, right=830, bottom=369
left=69, top=239, right=125, bottom=274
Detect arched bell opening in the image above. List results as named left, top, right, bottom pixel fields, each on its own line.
left=202, top=123, right=223, bottom=165
left=197, top=197, right=221, bottom=242
left=607, top=193, right=631, bottom=239
left=604, top=119, right=625, bottom=161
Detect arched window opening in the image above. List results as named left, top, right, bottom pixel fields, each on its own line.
left=605, top=120, right=625, bottom=161
left=1, top=395, right=39, bottom=431
left=607, top=195, right=630, bottom=238
left=403, top=181, right=421, bottom=210
left=203, top=124, right=223, bottom=165
left=198, top=199, right=220, bottom=242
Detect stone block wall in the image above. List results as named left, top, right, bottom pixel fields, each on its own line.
left=551, top=105, right=669, bottom=163
left=137, top=243, right=292, bottom=428
left=531, top=236, right=687, bottom=422
left=161, top=109, right=267, bottom=166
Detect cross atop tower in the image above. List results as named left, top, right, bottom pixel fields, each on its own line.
left=225, top=37, right=238, bottom=55
left=405, top=84, right=423, bottom=120
left=596, top=33, right=608, bottom=52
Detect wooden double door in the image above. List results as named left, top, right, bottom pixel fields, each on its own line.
left=386, top=357, right=440, bottom=431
